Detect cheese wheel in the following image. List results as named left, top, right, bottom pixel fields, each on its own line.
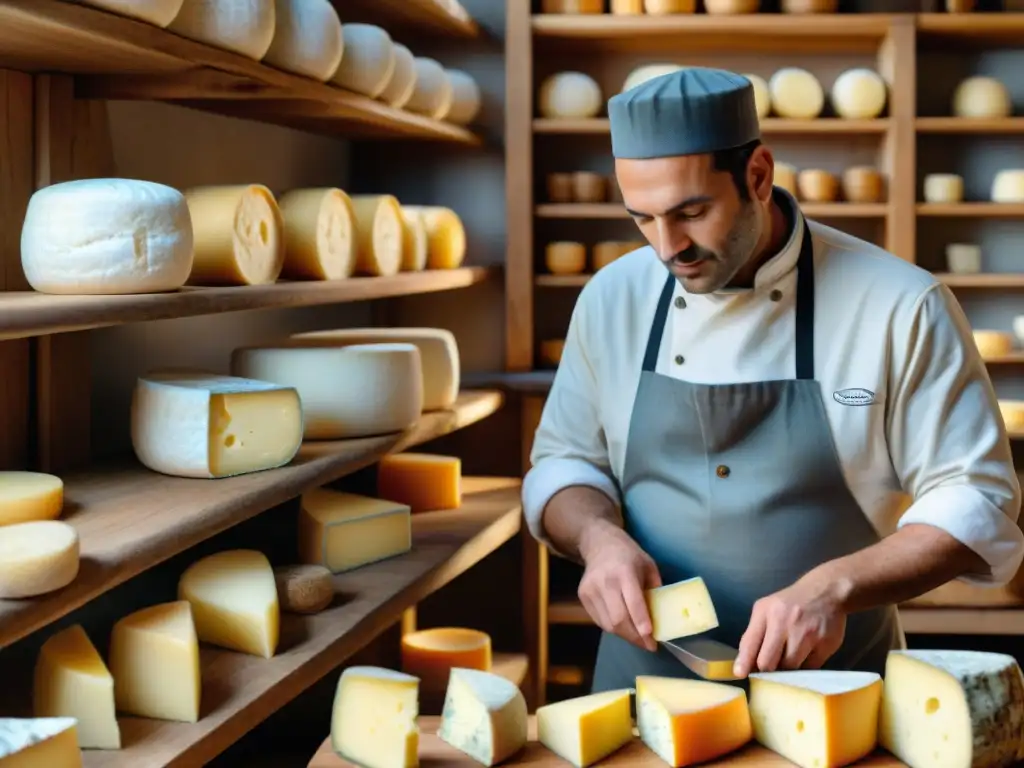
left=973, top=330, right=1013, bottom=359
left=273, top=564, right=333, bottom=614
left=623, top=64, right=683, bottom=93
left=262, top=0, right=343, bottom=82
left=797, top=169, right=839, bottom=203
left=402, top=206, right=466, bottom=270
left=332, top=24, right=395, bottom=99
left=841, top=167, right=883, bottom=203
left=999, top=401, right=1024, bottom=434
left=644, top=0, right=697, bottom=11
left=923, top=173, right=964, bottom=203
left=539, top=339, right=565, bottom=367
left=379, top=44, right=417, bottom=109
left=947, top=243, right=981, bottom=274
left=611, top=0, right=645, bottom=11
left=743, top=73, right=771, bottom=119
left=0, top=521, right=79, bottom=599
left=953, top=76, right=1011, bottom=119
left=445, top=69, right=482, bottom=126
left=77, top=0, right=184, bottom=26
left=774, top=162, right=798, bottom=196
left=0, top=472, right=63, bottom=527
left=831, top=68, right=887, bottom=119
left=400, top=208, right=429, bottom=272
left=184, top=184, right=284, bottom=286
left=769, top=67, right=824, bottom=119
left=348, top=195, right=403, bottom=277
left=991, top=170, right=1024, bottom=203
left=547, top=173, right=574, bottom=203
left=406, top=58, right=454, bottom=119
left=401, top=627, right=492, bottom=691
left=168, top=0, right=275, bottom=60
left=705, top=0, right=759, bottom=12
left=593, top=241, right=631, bottom=270
left=545, top=242, right=586, bottom=274
left=572, top=172, right=605, bottom=203
left=277, top=188, right=356, bottom=281
left=539, top=72, right=603, bottom=119
left=21, top=178, right=193, bottom=295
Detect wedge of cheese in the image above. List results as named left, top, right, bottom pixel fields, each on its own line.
left=402, top=206, right=466, bottom=270
left=646, top=576, right=719, bottom=642
left=0, top=521, right=79, bottom=599
left=262, top=0, right=343, bottom=82
left=401, top=628, right=491, bottom=691
left=536, top=689, right=634, bottom=767
left=0, top=718, right=81, bottom=767
left=277, top=187, right=356, bottom=281
left=168, top=0, right=276, bottom=60
left=332, top=24, right=395, bottom=98
left=0, top=472, right=63, bottom=527
left=377, top=453, right=461, bottom=513
left=400, top=207, right=429, bottom=272
left=349, top=194, right=403, bottom=277
left=438, top=668, right=528, bottom=766
left=331, top=667, right=419, bottom=768
left=298, top=489, right=411, bottom=573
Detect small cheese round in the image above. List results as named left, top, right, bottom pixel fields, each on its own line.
left=400, top=207, right=429, bottom=272
left=593, top=241, right=630, bottom=271
left=953, top=76, right=1011, bottom=119
left=79, top=0, right=185, bottom=26
left=769, top=68, right=824, bottom=119
left=21, top=178, right=193, bottom=295
left=545, top=242, right=587, bottom=274
left=797, top=169, right=839, bottom=202
left=445, top=69, right=482, bottom=126
left=277, top=187, right=356, bottom=281
left=539, top=339, right=565, bottom=367
left=946, top=243, right=981, bottom=274
left=999, top=400, right=1024, bottom=433
left=622, top=64, right=683, bottom=93
left=571, top=172, right=605, bottom=203
left=743, top=73, right=771, bottom=119
left=831, top=68, right=887, bottom=119
left=774, top=162, right=798, bottom=196
left=611, top=0, right=645, bottom=11
left=262, top=0, right=344, bottom=82
left=349, top=195, right=403, bottom=277
left=406, top=58, right=454, bottom=119
left=973, top=330, right=1013, bottom=359
left=539, top=72, right=603, bottom=119
left=0, top=521, right=80, bottom=599
left=991, top=170, right=1024, bottom=203
left=841, top=167, right=884, bottom=203
left=0, top=472, right=63, bottom=527
left=1013, top=315, right=1024, bottom=345
left=168, top=0, right=276, bottom=60
left=402, top=206, right=466, bottom=270
left=273, top=564, right=333, bottom=614
left=379, top=44, right=417, bottom=109
left=923, top=174, right=964, bottom=203
left=547, top=173, right=574, bottom=203
left=401, top=627, right=492, bottom=690
left=332, top=24, right=396, bottom=99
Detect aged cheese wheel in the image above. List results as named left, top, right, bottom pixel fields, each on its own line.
left=769, top=68, right=824, bottom=119
left=400, top=207, right=429, bottom=272
left=547, top=173, right=574, bottom=203
left=539, top=72, right=603, bottom=118
left=973, top=330, right=1013, bottom=359
left=705, top=0, right=759, bottom=12
left=262, top=0, right=344, bottom=82
left=946, top=243, right=981, bottom=274
left=991, top=170, right=1024, bottom=203
left=379, top=44, right=417, bottom=109
left=78, top=0, right=185, bottom=26
left=952, top=76, right=1011, bottom=119
left=611, top=0, right=645, bottom=11
left=402, top=206, right=466, bottom=269
left=406, top=58, right=454, bottom=119
left=841, top=167, right=883, bottom=203
left=542, top=0, right=603, bottom=10
left=332, top=24, right=395, bottom=99
left=644, top=0, right=697, bottom=11
left=797, top=169, right=839, bottom=203
left=539, top=339, right=566, bottom=367
left=743, top=73, right=771, bottom=119
left=445, top=69, right=482, bottom=126
left=593, top=241, right=632, bottom=271
left=923, top=174, right=964, bottom=203
left=572, top=172, right=605, bottom=203
left=623, top=64, right=683, bottom=94
left=0, top=521, right=80, bottom=599
left=0, top=472, right=63, bottom=527
left=277, top=187, right=356, bottom=281
left=831, top=68, right=887, bottom=119
left=545, top=242, right=586, bottom=274
left=348, top=195, right=403, bottom=277
left=774, top=162, right=798, bottom=196
left=168, top=0, right=275, bottom=60
left=999, top=400, right=1024, bottom=433
left=273, top=564, right=333, bottom=614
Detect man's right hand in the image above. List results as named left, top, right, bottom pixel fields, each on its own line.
left=577, top=523, right=662, bottom=651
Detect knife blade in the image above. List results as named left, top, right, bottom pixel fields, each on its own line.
left=662, top=637, right=743, bottom=681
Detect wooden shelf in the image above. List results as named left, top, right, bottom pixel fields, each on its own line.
left=462, top=370, right=557, bottom=394
left=333, top=0, right=479, bottom=38
left=917, top=203, right=1024, bottom=217
left=70, top=478, right=523, bottom=768
left=536, top=274, right=591, bottom=288
left=534, top=118, right=890, bottom=136
left=0, top=391, right=504, bottom=649
left=0, top=0, right=479, bottom=144
left=916, top=117, right=1024, bottom=134
left=535, top=203, right=888, bottom=219
left=916, top=12, right=1024, bottom=48
left=934, top=272, right=1024, bottom=289
left=985, top=353, right=1024, bottom=364
left=0, top=267, right=494, bottom=342
left=548, top=599, right=590, bottom=625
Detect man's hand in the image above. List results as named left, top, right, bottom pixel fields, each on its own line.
left=577, top=525, right=662, bottom=652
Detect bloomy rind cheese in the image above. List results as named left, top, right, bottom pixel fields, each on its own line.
left=78, top=0, right=185, bottom=27
left=331, top=666, right=419, bottom=768
left=438, top=668, right=528, bottom=766
left=277, top=187, right=357, bottom=280
left=830, top=68, right=887, bottom=119
left=539, top=72, right=603, bottom=119
left=991, top=170, right=1024, bottom=203
left=0, top=718, right=81, bottom=766
left=0, top=521, right=79, bottom=599
left=168, top=0, right=276, bottom=60
left=923, top=173, right=964, bottom=204
left=380, top=44, right=418, bottom=109
left=401, top=628, right=491, bottom=692
left=445, top=69, right=482, bottom=126
left=646, top=576, right=719, bottom=643
left=332, top=23, right=396, bottom=98
left=406, top=58, right=454, bottom=119
left=536, top=689, right=634, bottom=768
left=768, top=67, right=824, bottom=119
left=953, top=76, right=1011, bottom=119
left=262, top=0, right=344, bottom=82
left=349, top=195, right=404, bottom=277
left=402, top=206, right=466, bottom=270
left=400, top=207, right=429, bottom=272
left=0, top=472, right=63, bottom=527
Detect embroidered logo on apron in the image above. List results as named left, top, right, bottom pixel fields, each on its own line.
left=833, top=388, right=876, bottom=406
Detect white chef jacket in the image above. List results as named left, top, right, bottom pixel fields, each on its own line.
left=524, top=196, right=1024, bottom=587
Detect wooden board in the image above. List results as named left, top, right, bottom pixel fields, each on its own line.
left=309, top=716, right=906, bottom=767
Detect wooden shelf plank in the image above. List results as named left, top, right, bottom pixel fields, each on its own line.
left=0, top=391, right=504, bottom=649
left=916, top=117, right=1024, bottom=134
left=935, top=272, right=1024, bottom=289
left=534, top=118, right=890, bottom=135
left=329, top=0, right=479, bottom=38
left=536, top=274, right=591, bottom=288
left=917, top=12, right=1024, bottom=48
left=74, top=478, right=523, bottom=768
left=985, top=353, right=1024, bottom=364
left=0, top=267, right=494, bottom=342
left=536, top=203, right=888, bottom=219
left=917, top=203, right=1024, bottom=217
left=548, top=599, right=590, bottom=625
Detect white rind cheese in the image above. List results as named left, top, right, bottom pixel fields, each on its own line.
left=923, top=173, right=964, bottom=204
left=953, top=76, right=1011, bottom=119
left=438, top=668, right=528, bottom=766
left=380, top=44, right=417, bottom=109
left=21, top=178, right=193, bottom=295
left=0, top=718, right=80, bottom=766
left=830, top=68, right=887, bottom=119
left=168, top=0, right=276, bottom=60
left=262, top=0, right=343, bottom=82
left=992, top=170, right=1024, bottom=203
left=539, top=72, right=603, bottom=119
left=277, top=187, right=357, bottom=281
left=406, top=58, right=454, bottom=119
left=743, top=73, right=771, bottom=119
left=0, top=522, right=80, bottom=600
left=77, top=0, right=184, bottom=27
left=445, top=69, right=482, bottom=126
left=332, top=24, right=396, bottom=98
left=768, top=67, right=824, bottom=119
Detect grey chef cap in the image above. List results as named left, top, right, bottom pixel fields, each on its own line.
left=609, top=66, right=761, bottom=160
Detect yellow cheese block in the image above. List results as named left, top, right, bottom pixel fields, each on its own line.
left=331, top=666, right=419, bottom=768
left=177, top=549, right=280, bottom=658
left=402, top=206, right=466, bottom=270
left=748, top=669, right=882, bottom=768
left=646, top=576, right=719, bottom=643
left=377, top=453, right=461, bottom=513
left=636, top=676, right=753, bottom=766
left=109, top=601, right=201, bottom=723
left=972, top=329, right=1013, bottom=359
left=0, top=718, right=81, bottom=768
left=400, top=207, right=429, bottom=272
left=0, top=521, right=79, bottom=599
left=0, top=472, right=63, bottom=527
left=546, top=242, right=586, bottom=275
left=184, top=184, right=285, bottom=286
left=536, top=689, right=634, bottom=768
left=401, top=627, right=491, bottom=691
left=998, top=400, right=1024, bottom=434
left=349, top=194, right=403, bottom=277
left=298, top=488, right=412, bottom=574
left=277, top=187, right=357, bottom=281
left=33, top=624, right=120, bottom=750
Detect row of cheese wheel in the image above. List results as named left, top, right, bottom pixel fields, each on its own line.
left=21, top=179, right=466, bottom=295
left=544, top=240, right=643, bottom=275
left=922, top=171, right=1024, bottom=204
left=541, top=0, right=839, bottom=13
left=774, top=166, right=886, bottom=205
left=77, top=0, right=482, bottom=126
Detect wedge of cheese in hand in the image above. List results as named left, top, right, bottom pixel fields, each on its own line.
left=331, top=666, right=419, bottom=768
left=401, top=206, right=466, bottom=270
left=168, top=0, right=276, bottom=60
left=438, top=668, right=528, bottom=766
left=277, top=187, right=357, bottom=280
left=536, top=689, right=634, bottom=768
left=262, top=0, right=343, bottom=82
left=646, top=576, right=719, bottom=642
left=0, top=521, right=79, bottom=599
left=880, top=649, right=1024, bottom=768
left=0, top=718, right=81, bottom=767
left=748, top=669, right=882, bottom=768
left=0, top=472, right=63, bottom=527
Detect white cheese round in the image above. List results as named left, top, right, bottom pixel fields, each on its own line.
left=262, top=0, right=343, bottom=82
left=991, top=169, right=1024, bottom=203
left=952, top=76, right=1011, bottom=119
left=332, top=24, right=396, bottom=99
left=622, top=64, right=682, bottom=93
left=406, top=58, right=454, bottom=119
left=946, top=243, right=981, bottom=274
left=768, top=67, right=824, bottom=119
left=379, top=44, right=417, bottom=109
left=168, top=0, right=276, bottom=60
left=831, top=68, right=887, bottom=119
left=742, top=73, right=770, bottom=119
left=445, top=69, right=482, bottom=126
left=0, top=521, right=80, bottom=599
left=21, top=178, right=193, bottom=295
left=77, top=0, right=185, bottom=27
left=923, top=173, right=964, bottom=203
left=539, top=72, right=603, bottom=119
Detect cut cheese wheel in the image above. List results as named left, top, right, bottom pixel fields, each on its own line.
left=331, top=667, right=419, bottom=768
left=438, top=668, right=528, bottom=767
left=545, top=241, right=586, bottom=274
left=0, top=521, right=79, bottom=599
left=277, top=187, right=356, bottom=280
left=0, top=719, right=81, bottom=767
left=972, top=330, right=1013, bottom=359
left=298, top=489, right=412, bottom=573
left=647, top=576, right=719, bottom=642
left=831, top=68, right=887, bottom=119
left=774, top=162, right=798, bottom=196
left=444, top=69, right=482, bottom=126
left=946, top=243, right=981, bottom=274
left=130, top=370, right=303, bottom=479
left=184, top=184, right=284, bottom=286
left=992, top=169, right=1024, bottom=203
left=953, top=76, right=1011, bottom=119
left=536, top=689, right=634, bottom=767
left=400, top=207, right=429, bottom=272
left=623, top=64, right=682, bottom=93
left=748, top=670, right=882, bottom=768
left=168, top=0, right=276, bottom=60
left=21, top=178, right=193, bottom=295
left=923, top=173, right=963, bottom=203
left=380, top=44, right=417, bottom=109
left=0, top=472, right=63, bottom=527
left=348, top=194, right=403, bottom=277
left=230, top=343, right=424, bottom=439
left=332, top=24, right=395, bottom=98
left=406, top=58, right=454, bottom=119
left=77, top=0, right=184, bottom=27
left=743, top=73, right=770, bottom=119
left=998, top=400, right=1024, bottom=433
left=273, top=564, right=333, bottom=614
left=401, top=628, right=491, bottom=691
left=769, top=67, right=824, bottom=119
left=539, top=72, right=603, bottom=118
left=636, top=676, right=753, bottom=766
left=378, top=453, right=462, bottom=513
left=262, top=0, right=343, bottom=82
left=109, top=601, right=201, bottom=723
left=33, top=624, right=120, bottom=750
left=402, top=206, right=466, bottom=270
left=880, top=650, right=1024, bottom=768
left=797, top=169, right=839, bottom=203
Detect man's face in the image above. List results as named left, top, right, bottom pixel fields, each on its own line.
left=616, top=152, right=766, bottom=294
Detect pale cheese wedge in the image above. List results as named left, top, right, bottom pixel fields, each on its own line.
left=332, top=24, right=395, bottom=98
left=298, top=489, right=411, bottom=574
left=438, top=668, right=528, bottom=766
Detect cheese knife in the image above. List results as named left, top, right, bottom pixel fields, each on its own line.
left=662, top=637, right=744, bottom=681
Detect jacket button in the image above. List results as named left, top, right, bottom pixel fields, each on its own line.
left=770, top=289, right=782, bottom=302
left=674, top=354, right=684, bottom=365
left=716, top=465, right=730, bottom=478
left=675, top=296, right=686, bottom=309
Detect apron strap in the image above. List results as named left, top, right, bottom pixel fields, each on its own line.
left=642, top=273, right=676, bottom=373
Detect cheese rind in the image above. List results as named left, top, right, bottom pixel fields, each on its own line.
left=168, top=0, right=276, bottom=59
left=332, top=24, right=396, bottom=98
left=438, top=668, right=528, bottom=766
left=278, top=188, right=357, bottom=280
left=445, top=70, right=482, bottom=126
left=0, top=718, right=81, bottom=767
left=830, top=68, right=887, bottom=119
left=77, top=0, right=184, bottom=27
left=262, top=0, right=343, bottom=82
left=331, top=666, right=419, bottom=768
left=539, top=72, right=603, bottom=119
left=380, top=44, right=417, bottom=109
left=0, top=521, right=79, bottom=599
left=0, top=472, right=63, bottom=527
left=536, top=689, right=634, bottom=768
left=646, top=576, right=719, bottom=642
left=400, top=207, right=429, bottom=272
left=768, top=67, right=824, bottom=119
left=298, top=489, right=412, bottom=573
left=402, top=206, right=466, bottom=270
left=378, top=453, right=461, bottom=513
left=273, top=564, right=333, bottom=614
left=401, top=628, right=491, bottom=692
left=349, top=195, right=404, bottom=277
left=406, top=58, right=454, bottom=119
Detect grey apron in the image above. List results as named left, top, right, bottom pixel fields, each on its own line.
left=591, top=224, right=901, bottom=693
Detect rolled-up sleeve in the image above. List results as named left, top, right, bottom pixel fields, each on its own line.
left=888, top=282, right=1024, bottom=586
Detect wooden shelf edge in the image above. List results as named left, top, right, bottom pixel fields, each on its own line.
left=548, top=599, right=590, bottom=625
left=916, top=203, right=1024, bottom=217
left=916, top=117, right=1024, bottom=134
left=0, top=390, right=506, bottom=649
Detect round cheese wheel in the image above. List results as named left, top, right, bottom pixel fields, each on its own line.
left=21, top=178, right=194, bottom=295
left=262, top=0, right=344, bottom=82
left=348, top=195, right=403, bottom=277
left=401, top=627, right=491, bottom=691
left=545, top=242, right=586, bottom=274
left=991, top=170, right=1024, bottom=203
left=623, top=64, right=682, bottom=93
left=168, top=0, right=275, bottom=60
left=593, top=241, right=631, bottom=270
left=742, top=73, right=771, bottom=119
left=774, top=162, right=798, bottom=196
left=797, top=169, right=839, bottom=202
left=973, top=330, right=1013, bottom=359
left=277, top=187, right=357, bottom=281
left=611, top=0, right=645, bottom=11
left=401, top=206, right=466, bottom=270
left=841, top=167, right=883, bottom=203
left=406, top=58, right=454, bottom=119
left=999, top=400, right=1024, bottom=434
left=332, top=24, right=396, bottom=99
left=399, top=208, right=428, bottom=272
left=923, top=174, right=964, bottom=203
left=547, top=173, right=574, bottom=203
left=946, top=243, right=981, bottom=274
left=0, top=521, right=80, bottom=599
left=539, top=339, right=566, bottom=367
left=0, top=472, right=63, bottom=527
left=379, top=44, right=417, bottom=109
left=539, top=72, right=603, bottom=118
left=952, top=76, right=1011, bottom=119
left=571, top=172, right=605, bottom=203
left=769, top=68, right=824, bottom=119
left=445, top=69, right=482, bottom=126
left=79, top=0, right=185, bottom=26
left=831, top=68, right=887, bottom=119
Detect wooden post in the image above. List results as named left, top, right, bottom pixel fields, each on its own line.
left=878, top=16, right=916, bottom=262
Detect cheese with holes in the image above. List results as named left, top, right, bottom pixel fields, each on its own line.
left=636, top=676, right=752, bottom=766
left=438, top=668, right=528, bottom=766
left=0, top=719, right=80, bottom=767
left=298, top=489, right=412, bottom=573
left=21, top=178, right=193, bottom=295
left=646, top=577, right=719, bottom=642
left=743, top=73, right=770, bottom=119
left=445, top=70, right=482, bottom=126
left=262, top=0, right=343, bottom=81
left=278, top=188, right=356, bottom=280
left=407, top=58, right=454, bottom=119
left=0, top=472, right=63, bottom=527
left=130, top=371, right=303, bottom=479
left=402, top=628, right=491, bottom=691
left=545, top=242, right=586, bottom=275
left=539, top=72, right=603, bottom=119
left=953, top=76, right=1011, bottom=119
left=0, top=522, right=79, bottom=600
left=400, top=208, right=428, bottom=272
left=378, top=453, right=462, bottom=513
left=748, top=670, right=882, bottom=768
left=879, top=649, right=1024, bottom=768
left=78, top=0, right=184, bottom=26
left=992, top=170, right=1024, bottom=203
left=33, top=625, right=120, bottom=750
left=184, top=184, right=284, bottom=286
left=231, top=343, right=423, bottom=439
left=178, top=549, right=279, bottom=658
left=401, top=206, right=466, bottom=270
left=332, top=24, right=395, bottom=98
left=972, top=330, right=1013, bottom=359
left=923, top=174, right=964, bottom=204
left=831, top=68, right=887, bottom=119
left=623, top=64, right=682, bottom=93
left=380, top=44, right=417, bottom=109
left=331, top=666, right=419, bottom=768
left=768, top=68, right=824, bottom=119
left=998, top=400, right=1024, bottom=433
left=109, top=601, right=201, bottom=723
left=536, top=690, right=634, bottom=768
left=168, top=0, right=276, bottom=60
left=349, top=194, right=403, bottom=277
